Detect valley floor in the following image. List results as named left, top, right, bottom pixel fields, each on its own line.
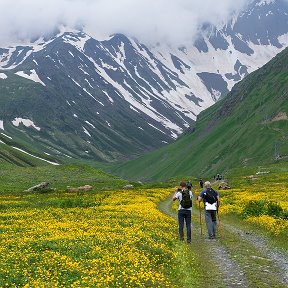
left=159, top=194, right=288, bottom=288
left=1, top=162, right=287, bottom=287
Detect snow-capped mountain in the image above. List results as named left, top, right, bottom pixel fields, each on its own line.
left=0, top=0, right=287, bottom=162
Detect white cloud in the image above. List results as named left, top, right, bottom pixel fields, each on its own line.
left=0, top=0, right=256, bottom=46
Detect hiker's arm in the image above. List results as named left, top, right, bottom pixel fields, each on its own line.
left=172, top=191, right=179, bottom=201
left=197, top=190, right=204, bottom=202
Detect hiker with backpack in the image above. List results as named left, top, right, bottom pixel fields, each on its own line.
left=173, top=181, right=193, bottom=243
left=197, top=181, right=220, bottom=240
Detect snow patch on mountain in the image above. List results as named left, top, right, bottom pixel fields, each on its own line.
left=148, top=123, right=166, bottom=135
left=12, top=118, right=41, bottom=131
left=279, top=33, right=288, bottom=46
left=0, top=120, right=4, bottom=130
left=102, top=90, right=114, bottom=103
left=12, top=146, right=59, bottom=165
left=85, top=121, right=95, bottom=128
left=0, top=47, right=33, bottom=69
left=62, top=32, right=90, bottom=52
left=0, top=73, right=7, bottom=79
left=15, top=70, right=46, bottom=86
left=83, top=88, right=105, bottom=106
left=69, top=76, right=81, bottom=87
left=244, top=40, right=284, bottom=69
left=83, top=127, right=91, bottom=137
left=130, top=105, right=140, bottom=113
left=101, top=61, right=117, bottom=71
left=1, top=133, right=12, bottom=139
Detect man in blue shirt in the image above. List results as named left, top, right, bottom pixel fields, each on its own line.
left=197, top=181, right=220, bottom=239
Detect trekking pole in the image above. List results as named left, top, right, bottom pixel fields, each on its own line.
left=198, top=201, right=203, bottom=236
left=217, top=209, right=223, bottom=239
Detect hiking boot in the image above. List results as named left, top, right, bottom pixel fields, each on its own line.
left=187, top=240, right=191, bottom=244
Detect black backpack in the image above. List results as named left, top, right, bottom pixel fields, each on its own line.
left=180, top=190, right=192, bottom=208
left=204, top=189, right=217, bottom=204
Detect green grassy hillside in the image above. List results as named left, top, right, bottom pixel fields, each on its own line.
left=0, top=70, right=173, bottom=163
left=110, top=47, right=288, bottom=181
left=0, top=132, right=62, bottom=167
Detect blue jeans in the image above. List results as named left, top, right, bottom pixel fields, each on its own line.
left=178, top=209, right=191, bottom=241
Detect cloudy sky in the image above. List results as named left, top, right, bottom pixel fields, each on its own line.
left=0, top=0, right=254, bottom=46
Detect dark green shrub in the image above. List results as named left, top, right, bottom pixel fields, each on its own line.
left=281, top=210, right=288, bottom=220
left=267, top=202, right=283, bottom=217
left=242, top=200, right=286, bottom=219
left=242, top=200, right=266, bottom=218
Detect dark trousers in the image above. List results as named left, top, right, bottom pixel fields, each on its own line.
left=204, top=210, right=217, bottom=238
left=178, top=209, right=191, bottom=241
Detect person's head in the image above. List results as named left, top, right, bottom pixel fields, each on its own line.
left=204, top=181, right=212, bottom=188
left=180, top=181, right=187, bottom=188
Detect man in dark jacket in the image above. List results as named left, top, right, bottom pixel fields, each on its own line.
left=197, top=181, right=220, bottom=239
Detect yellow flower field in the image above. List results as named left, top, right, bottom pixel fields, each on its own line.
left=218, top=174, right=288, bottom=236
left=0, top=188, right=181, bottom=288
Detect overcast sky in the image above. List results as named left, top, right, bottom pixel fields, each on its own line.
left=0, top=0, right=254, bottom=46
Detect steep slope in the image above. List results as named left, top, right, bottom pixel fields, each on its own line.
left=110, top=46, right=288, bottom=181
left=0, top=35, right=185, bottom=162
left=0, top=130, right=60, bottom=167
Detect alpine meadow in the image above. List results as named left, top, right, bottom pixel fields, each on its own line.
left=0, top=0, right=288, bottom=287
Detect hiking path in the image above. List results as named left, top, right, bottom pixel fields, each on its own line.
left=159, top=193, right=288, bottom=288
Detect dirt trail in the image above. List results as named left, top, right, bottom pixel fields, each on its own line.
left=224, top=223, right=288, bottom=285
left=208, top=243, right=247, bottom=287
left=159, top=194, right=288, bottom=288
left=159, top=195, right=248, bottom=287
